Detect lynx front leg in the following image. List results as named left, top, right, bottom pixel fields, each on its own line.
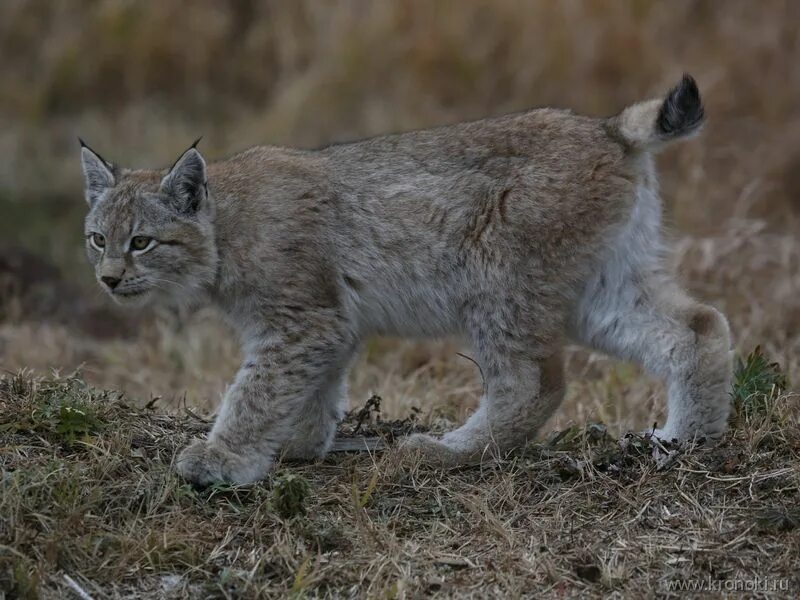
left=175, top=318, right=351, bottom=485
left=281, top=362, right=352, bottom=461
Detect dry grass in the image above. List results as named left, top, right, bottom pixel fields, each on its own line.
left=1, top=368, right=798, bottom=598
left=1, top=1, right=800, bottom=597
left=1, top=0, right=798, bottom=416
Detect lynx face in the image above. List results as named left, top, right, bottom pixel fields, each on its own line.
left=80, top=142, right=218, bottom=308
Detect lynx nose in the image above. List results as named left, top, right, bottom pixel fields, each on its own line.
left=101, top=275, right=121, bottom=290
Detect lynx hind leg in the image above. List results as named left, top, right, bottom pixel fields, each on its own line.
left=659, top=300, right=733, bottom=441
left=401, top=343, right=565, bottom=467
left=576, top=272, right=733, bottom=443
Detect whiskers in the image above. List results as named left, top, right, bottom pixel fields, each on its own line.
left=147, top=275, right=189, bottom=293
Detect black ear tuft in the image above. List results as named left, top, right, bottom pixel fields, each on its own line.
left=160, top=146, right=207, bottom=213
left=80, top=141, right=115, bottom=206
left=78, top=138, right=113, bottom=167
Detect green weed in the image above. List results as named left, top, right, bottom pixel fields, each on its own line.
left=271, top=473, right=311, bottom=519
left=733, top=346, right=788, bottom=420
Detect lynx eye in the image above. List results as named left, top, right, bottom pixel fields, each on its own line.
left=89, top=233, right=105, bottom=250
left=130, top=236, right=153, bottom=252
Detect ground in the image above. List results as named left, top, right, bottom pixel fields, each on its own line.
left=1, top=352, right=797, bottom=598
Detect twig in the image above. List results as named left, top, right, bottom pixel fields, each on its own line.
left=63, top=574, right=95, bottom=600
left=456, top=352, right=486, bottom=393
left=184, top=406, right=212, bottom=423
left=353, top=395, right=381, bottom=434
left=330, top=436, right=387, bottom=453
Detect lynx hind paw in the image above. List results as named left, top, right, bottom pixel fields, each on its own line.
left=639, top=427, right=721, bottom=446
left=640, top=428, right=673, bottom=443
left=174, top=439, right=266, bottom=486
left=396, top=433, right=470, bottom=468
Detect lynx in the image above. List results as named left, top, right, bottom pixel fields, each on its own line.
left=80, top=75, right=732, bottom=485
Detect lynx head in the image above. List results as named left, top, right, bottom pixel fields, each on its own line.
left=80, top=140, right=218, bottom=308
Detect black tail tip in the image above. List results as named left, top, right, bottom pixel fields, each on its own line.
left=657, top=73, right=704, bottom=137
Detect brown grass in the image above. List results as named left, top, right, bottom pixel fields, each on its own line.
left=1, top=370, right=798, bottom=598
left=1, top=1, right=799, bottom=597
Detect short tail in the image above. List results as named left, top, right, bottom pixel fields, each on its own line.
left=610, top=74, right=705, bottom=151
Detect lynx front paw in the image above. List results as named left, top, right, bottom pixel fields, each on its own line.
left=174, top=439, right=268, bottom=486
left=281, top=423, right=336, bottom=462
left=281, top=439, right=328, bottom=461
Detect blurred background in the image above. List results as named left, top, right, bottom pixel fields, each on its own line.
left=1, top=0, right=797, bottom=432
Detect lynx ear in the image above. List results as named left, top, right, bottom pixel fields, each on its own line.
left=79, top=139, right=115, bottom=206
left=160, top=140, right=207, bottom=213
